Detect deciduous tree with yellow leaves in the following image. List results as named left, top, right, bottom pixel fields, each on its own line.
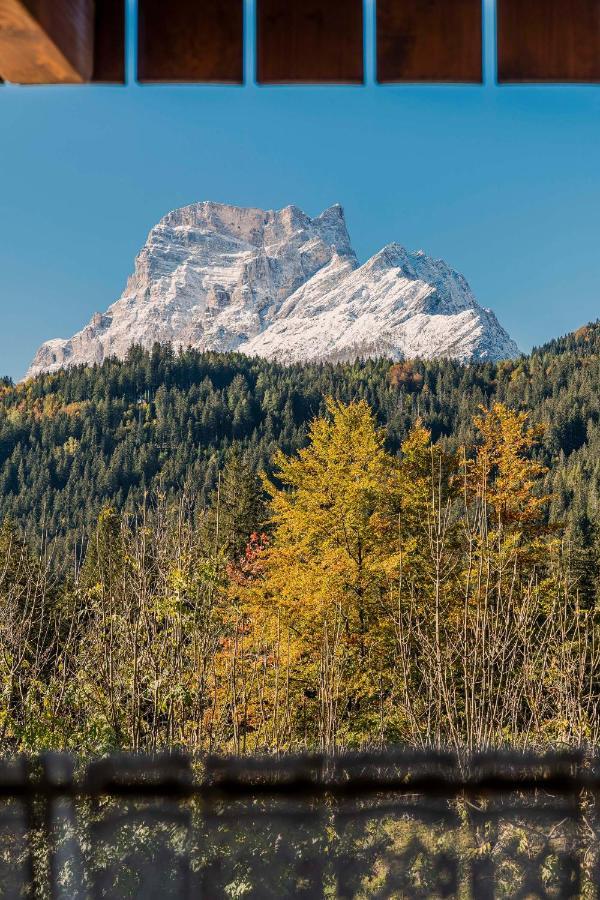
left=0, top=397, right=597, bottom=753
left=231, top=399, right=598, bottom=752
left=232, top=399, right=402, bottom=749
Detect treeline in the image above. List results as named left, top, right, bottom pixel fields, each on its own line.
left=3, top=323, right=600, bottom=550
left=0, top=399, right=598, bottom=753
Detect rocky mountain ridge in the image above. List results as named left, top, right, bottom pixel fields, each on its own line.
left=27, top=201, right=519, bottom=378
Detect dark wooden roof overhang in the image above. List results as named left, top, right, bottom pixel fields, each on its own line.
left=0, top=1, right=599, bottom=87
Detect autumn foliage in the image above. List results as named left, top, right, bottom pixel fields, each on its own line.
left=228, top=400, right=596, bottom=751
left=0, top=400, right=597, bottom=753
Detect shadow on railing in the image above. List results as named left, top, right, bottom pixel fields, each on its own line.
left=0, top=749, right=598, bottom=898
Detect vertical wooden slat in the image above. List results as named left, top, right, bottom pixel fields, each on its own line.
left=0, top=0, right=94, bottom=83
left=497, top=0, right=600, bottom=82
left=257, top=0, right=363, bottom=84
left=137, top=0, right=244, bottom=83
left=377, top=0, right=482, bottom=83
left=92, top=0, right=125, bottom=83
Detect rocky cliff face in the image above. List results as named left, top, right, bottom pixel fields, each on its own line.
left=27, top=201, right=519, bottom=378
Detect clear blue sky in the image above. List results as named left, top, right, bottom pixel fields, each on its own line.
left=1, top=0, right=600, bottom=379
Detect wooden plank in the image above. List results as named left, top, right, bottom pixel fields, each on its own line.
left=257, top=0, right=363, bottom=84
left=498, top=0, right=600, bottom=82
left=92, top=0, right=125, bottom=84
left=0, top=0, right=94, bottom=83
left=137, top=0, right=244, bottom=83
left=377, top=0, right=482, bottom=83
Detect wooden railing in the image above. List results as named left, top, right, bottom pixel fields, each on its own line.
left=0, top=1, right=599, bottom=87
left=0, top=749, right=598, bottom=897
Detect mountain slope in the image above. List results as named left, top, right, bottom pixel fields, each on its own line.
left=3, top=324, right=600, bottom=544
left=244, top=243, right=518, bottom=363
left=27, top=202, right=518, bottom=378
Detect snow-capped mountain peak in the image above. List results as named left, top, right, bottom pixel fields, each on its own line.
left=26, top=202, right=518, bottom=378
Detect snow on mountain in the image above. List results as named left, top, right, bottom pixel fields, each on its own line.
left=27, top=201, right=519, bottom=378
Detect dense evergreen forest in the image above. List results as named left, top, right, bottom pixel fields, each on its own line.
left=2, top=326, right=600, bottom=752
left=2, top=322, right=600, bottom=547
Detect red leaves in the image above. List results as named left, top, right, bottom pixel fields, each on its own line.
left=227, top=533, right=269, bottom=585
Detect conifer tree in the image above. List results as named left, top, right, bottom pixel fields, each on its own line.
left=209, top=446, right=265, bottom=560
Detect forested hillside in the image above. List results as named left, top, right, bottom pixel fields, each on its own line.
left=2, top=325, right=600, bottom=752
left=3, top=324, right=600, bottom=546
left=0, top=396, right=597, bottom=752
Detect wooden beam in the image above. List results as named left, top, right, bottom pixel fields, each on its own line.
left=377, top=0, right=482, bottom=83
left=0, top=0, right=94, bottom=84
left=498, top=0, right=600, bottom=82
left=138, top=0, right=244, bottom=83
left=257, top=0, right=363, bottom=84
left=92, top=0, right=125, bottom=84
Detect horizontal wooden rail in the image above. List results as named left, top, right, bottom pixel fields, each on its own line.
left=0, top=750, right=593, bottom=898
left=0, top=748, right=594, bottom=797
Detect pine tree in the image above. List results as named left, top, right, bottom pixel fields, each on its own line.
left=209, top=446, right=265, bottom=560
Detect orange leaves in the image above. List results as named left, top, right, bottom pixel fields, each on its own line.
left=226, top=533, right=269, bottom=586
left=388, top=362, right=424, bottom=393
left=222, top=398, right=558, bottom=749
left=471, top=403, right=549, bottom=529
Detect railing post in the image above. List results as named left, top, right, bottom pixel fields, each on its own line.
left=40, top=753, right=85, bottom=900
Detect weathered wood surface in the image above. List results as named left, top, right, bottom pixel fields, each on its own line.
left=0, top=0, right=95, bottom=83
